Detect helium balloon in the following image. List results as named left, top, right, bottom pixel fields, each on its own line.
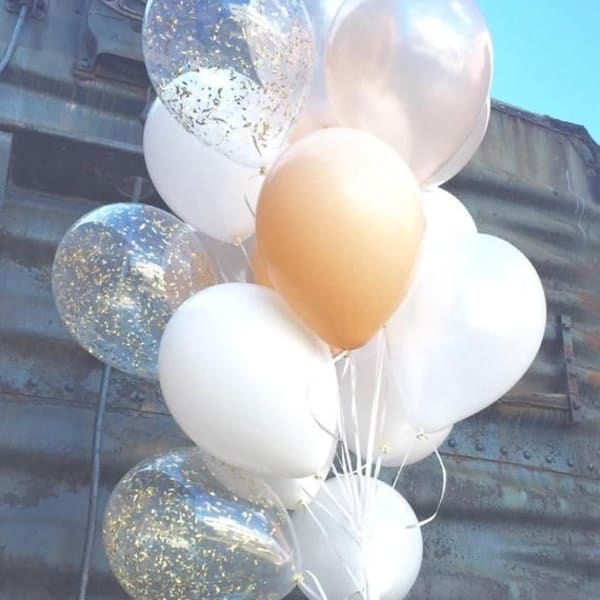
left=143, top=0, right=314, bottom=167
left=255, top=127, right=424, bottom=349
left=159, top=283, right=339, bottom=478
left=424, top=98, right=491, bottom=188
left=292, top=476, right=422, bottom=600
left=386, top=233, right=547, bottom=432
left=144, top=99, right=264, bottom=243
left=104, top=447, right=300, bottom=600
left=52, top=203, right=215, bottom=378
left=339, top=334, right=452, bottom=467
left=289, top=0, right=345, bottom=140
left=263, top=438, right=337, bottom=509
left=326, top=0, right=493, bottom=183
left=421, top=187, right=477, bottom=247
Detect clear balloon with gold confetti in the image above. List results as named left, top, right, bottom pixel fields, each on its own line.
left=142, top=0, right=314, bottom=167
left=52, top=203, right=215, bottom=379
left=103, top=447, right=301, bottom=600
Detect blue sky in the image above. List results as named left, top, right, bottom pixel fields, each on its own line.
left=478, top=0, right=600, bottom=143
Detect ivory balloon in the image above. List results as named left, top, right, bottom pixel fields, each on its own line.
left=256, top=127, right=424, bottom=350
left=386, top=234, right=547, bottom=432
left=424, top=98, right=491, bottom=188
left=292, top=476, right=422, bottom=600
left=339, top=335, right=452, bottom=467
left=158, top=283, right=339, bottom=478
left=289, top=0, right=345, bottom=140
left=326, top=0, right=493, bottom=183
left=421, top=188, right=477, bottom=247
left=263, top=438, right=337, bottom=509
left=143, top=99, right=264, bottom=243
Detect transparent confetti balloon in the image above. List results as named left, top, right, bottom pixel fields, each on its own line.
left=142, top=0, right=314, bottom=167
left=52, top=203, right=216, bottom=379
left=104, top=447, right=301, bottom=600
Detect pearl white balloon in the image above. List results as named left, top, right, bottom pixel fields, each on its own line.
left=289, top=0, right=345, bottom=139
left=264, top=438, right=337, bottom=509
left=340, top=336, right=451, bottom=467
left=424, top=98, right=491, bottom=188
left=159, top=283, right=339, bottom=478
left=144, top=99, right=264, bottom=244
left=292, top=476, right=423, bottom=600
left=386, top=234, right=547, bottom=432
left=421, top=187, right=477, bottom=247
left=326, top=0, right=493, bottom=183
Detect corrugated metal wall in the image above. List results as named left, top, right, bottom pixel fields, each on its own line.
left=1, top=4, right=599, bottom=599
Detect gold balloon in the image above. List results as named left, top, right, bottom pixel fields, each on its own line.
left=255, top=128, right=424, bottom=349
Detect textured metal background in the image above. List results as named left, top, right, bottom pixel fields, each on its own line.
left=1, top=3, right=599, bottom=599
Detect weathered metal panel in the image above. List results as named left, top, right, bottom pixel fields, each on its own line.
left=0, top=4, right=599, bottom=599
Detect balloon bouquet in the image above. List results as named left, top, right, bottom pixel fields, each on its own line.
left=51, top=0, right=547, bottom=599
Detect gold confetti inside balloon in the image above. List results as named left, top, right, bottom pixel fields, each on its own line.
left=103, top=447, right=301, bottom=600
left=52, top=203, right=215, bottom=379
left=142, top=0, right=314, bottom=167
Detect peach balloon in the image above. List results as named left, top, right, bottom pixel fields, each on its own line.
left=255, top=127, right=424, bottom=349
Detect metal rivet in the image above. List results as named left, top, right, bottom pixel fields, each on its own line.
left=447, top=437, right=456, bottom=448
left=130, top=391, right=144, bottom=403
left=500, top=446, right=509, bottom=456
left=567, top=458, right=575, bottom=468
left=524, top=450, right=532, bottom=460
left=545, top=454, right=554, bottom=464
left=476, top=442, right=485, bottom=452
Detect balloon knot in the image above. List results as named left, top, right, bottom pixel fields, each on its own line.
left=294, top=573, right=305, bottom=585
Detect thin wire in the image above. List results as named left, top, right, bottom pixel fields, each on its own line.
left=77, top=178, right=143, bottom=599
left=0, top=5, right=28, bottom=76
left=77, top=364, right=112, bottom=600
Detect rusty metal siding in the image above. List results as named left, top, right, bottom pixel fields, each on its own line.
left=1, top=6, right=600, bottom=599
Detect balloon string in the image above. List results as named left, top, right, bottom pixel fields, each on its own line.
left=215, top=255, right=230, bottom=283
left=391, top=436, right=416, bottom=491
left=302, top=570, right=330, bottom=600
left=243, top=193, right=256, bottom=218
left=330, top=460, right=355, bottom=510
left=413, top=440, right=447, bottom=528
left=335, top=360, right=362, bottom=524
left=363, top=331, right=385, bottom=524
left=348, top=357, right=365, bottom=511
left=303, top=502, right=364, bottom=592
left=234, top=238, right=252, bottom=270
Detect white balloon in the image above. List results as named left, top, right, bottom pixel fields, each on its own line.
left=325, top=0, right=493, bottom=183
left=386, top=234, right=547, bottom=432
left=143, top=98, right=264, bottom=244
left=340, top=335, right=451, bottom=467
left=421, top=187, right=477, bottom=247
left=159, top=283, right=339, bottom=478
left=423, top=98, right=491, bottom=188
left=264, top=439, right=337, bottom=509
left=289, top=0, right=345, bottom=139
left=293, top=476, right=423, bottom=600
